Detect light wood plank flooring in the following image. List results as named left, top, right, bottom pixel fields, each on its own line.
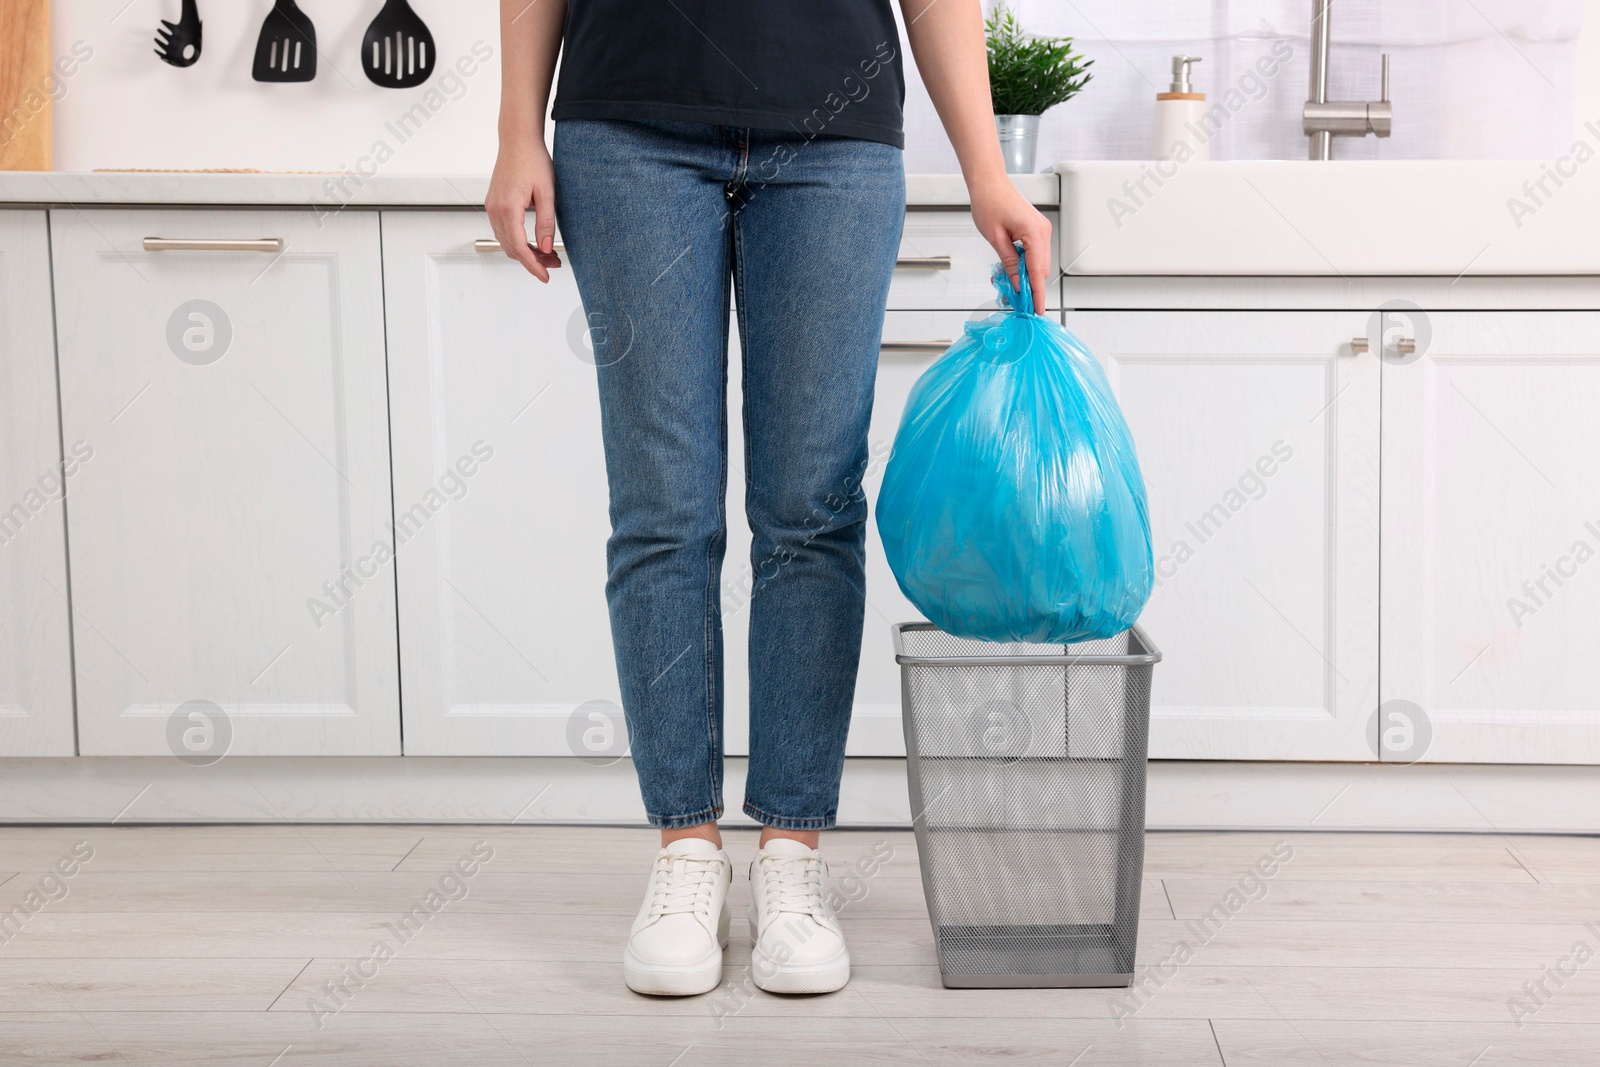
left=1, top=825, right=1598, bottom=1064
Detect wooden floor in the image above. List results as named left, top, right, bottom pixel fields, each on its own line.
left=3, top=825, right=1600, bottom=1064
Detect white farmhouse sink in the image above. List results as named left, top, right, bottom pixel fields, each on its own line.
left=1055, top=160, right=1600, bottom=276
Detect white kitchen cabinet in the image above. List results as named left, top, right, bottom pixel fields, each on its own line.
left=1382, top=311, right=1600, bottom=763
left=381, top=210, right=613, bottom=755
left=0, top=210, right=76, bottom=755
left=51, top=209, right=399, bottom=756
left=1069, top=311, right=1380, bottom=760
left=381, top=211, right=947, bottom=757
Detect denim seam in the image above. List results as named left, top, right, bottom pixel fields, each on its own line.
left=732, top=127, right=750, bottom=185
left=731, top=196, right=753, bottom=501
left=703, top=433, right=724, bottom=818
left=742, top=800, right=836, bottom=831
left=651, top=804, right=726, bottom=831
left=734, top=263, right=754, bottom=503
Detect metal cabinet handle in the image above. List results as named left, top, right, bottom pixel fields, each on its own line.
left=143, top=237, right=284, bottom=252
left=881, top=340, right=953, bottom=353
left=1349, top=337, right=1369, bottom=355
left=475, top=238, right=564, bottom=254
left=1396, top=337, right=1417, bottom=355
left=895, top=256, right=952, bottom=269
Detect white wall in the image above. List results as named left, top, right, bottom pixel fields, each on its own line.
left=49, top=0, right=1600, bottom=173
left=52, top=0, right=503, bottom=172
left=1578, top=0, right=1600, bottom=134
left=930, top=0, right=1586, bottom=168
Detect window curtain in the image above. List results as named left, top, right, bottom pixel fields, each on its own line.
left=898, top=0, right=1584, bottom=169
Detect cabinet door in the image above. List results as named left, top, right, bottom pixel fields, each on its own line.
left=1382, top=311, right=1600, bottom=763
left=1070, top=311, right=1379, bottom=760
left=382, top=210, right=620, bottom=755
left=52, top=209, right=399, bottom=756
left=0, top=211, right=75, bottom=755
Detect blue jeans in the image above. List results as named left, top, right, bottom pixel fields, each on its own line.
left=553, top=119, right=905, bottom=830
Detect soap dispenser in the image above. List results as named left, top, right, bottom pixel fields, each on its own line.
left=1153, top=55, right=1210, bottom=162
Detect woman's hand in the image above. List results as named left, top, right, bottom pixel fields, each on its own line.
left=486, top=140, right=562, bottom=282
left=896, top=0, right=1053, bottom=313
left=970, top=178, right=1053, bottom=314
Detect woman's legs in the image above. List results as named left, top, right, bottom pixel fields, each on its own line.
left=726, top=128, right=902, bottom=995
left=556, top=120, right=745, bottom=996
left=556, top=119, right=903, bottom=841
left=555, top=119, right=738, bottom=834
left=556, top=119, right=901, bottom=996
left=731, top=128, right=906, bottom=834
left=660, top=127, right=903, bottom=850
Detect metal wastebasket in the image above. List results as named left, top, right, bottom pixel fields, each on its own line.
left=892, top=623, right=1160, bottom=989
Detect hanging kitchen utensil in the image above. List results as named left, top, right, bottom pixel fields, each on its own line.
left=252, top=0, right=317, bottom=83
left=361, top=0, right=434, bottom=88
left=153, top=0, right=202, bottom=67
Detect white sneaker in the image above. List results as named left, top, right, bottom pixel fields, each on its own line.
left=747, top=838, right=851, bottom=993
left=623, top=838, right=731, bottom=995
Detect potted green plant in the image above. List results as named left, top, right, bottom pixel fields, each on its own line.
left=986, top=5, right=1093, bottom=173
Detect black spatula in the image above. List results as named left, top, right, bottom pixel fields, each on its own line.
left=362, top=0, right=435, bottom=88
left=252, top=0, right=317, bottom=83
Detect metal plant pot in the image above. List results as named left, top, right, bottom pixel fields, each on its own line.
left=995, top=114, right=1041, bottom=174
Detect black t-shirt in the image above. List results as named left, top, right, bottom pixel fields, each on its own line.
left=550, top=0, right=907, bottom=149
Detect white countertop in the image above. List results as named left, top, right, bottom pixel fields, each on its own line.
left=1057, top=160, right=1600, bottom=276
left=0, top=171, right=1059, bottom=209
left=13, top=163, right=1595, bottom=276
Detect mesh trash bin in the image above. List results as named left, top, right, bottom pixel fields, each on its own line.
left=892, top=622, right=1160, bottom=989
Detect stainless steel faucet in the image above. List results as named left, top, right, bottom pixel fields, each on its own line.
left=1304, top=0, right=1392, bottom=159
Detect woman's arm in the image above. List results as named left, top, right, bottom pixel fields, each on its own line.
left=899, top=0, right=1052, bottom=312
left=486, top=0, right=568, bottom=281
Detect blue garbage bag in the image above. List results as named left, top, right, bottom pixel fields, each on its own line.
left=876, top=248, right=1153, bottom=644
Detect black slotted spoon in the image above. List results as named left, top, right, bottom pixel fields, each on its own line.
left=362, top=0, right=435, bottom=88
left=252, top=0, right=317, bottom=83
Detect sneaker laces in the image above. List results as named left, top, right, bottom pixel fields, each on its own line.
left=647, top=853, right=724, bottom=919
left=760, top=854, right=826, bottom=917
